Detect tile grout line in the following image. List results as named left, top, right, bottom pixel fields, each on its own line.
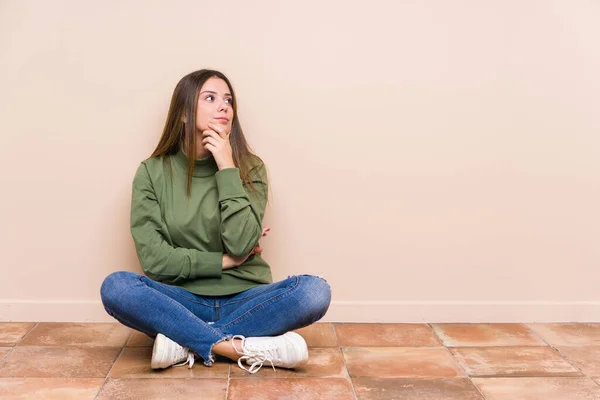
left=426, top=322, right=444, bottom=347
left=225, top=362, right=231, bottom=399
left=16, top=322, right=39, bottom=345
left=93, top=345, right=125, bottom=400
left=332, top=323, right=358, bottom=400
left=525, top=323, right=597, bottom=385
left=445, top=345, right=569, bottom=349
left=123, top=329, right=134, bottom=348
left=427, top=323, right=489, bottom=400
left=1, top=321, right=40, bottom=362
left=0, top=347, right=15, bottom=362
left=460, top=374, right=592, bottom=378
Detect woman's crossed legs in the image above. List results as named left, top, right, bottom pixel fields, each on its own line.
left=100, top=271, right=331, bottom=370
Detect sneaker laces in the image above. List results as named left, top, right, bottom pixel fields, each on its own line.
left=231, top=335, right=276, bottom=374
left=172, top=348, right=196, bottom=369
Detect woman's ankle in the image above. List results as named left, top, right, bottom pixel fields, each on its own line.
left=212, top=338, right=243, bottom=361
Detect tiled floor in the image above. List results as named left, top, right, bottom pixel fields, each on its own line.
left=0, top=323, right=600, bottom=399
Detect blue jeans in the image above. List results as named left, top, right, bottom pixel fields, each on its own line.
left=100, top=271, right=331, bottom=366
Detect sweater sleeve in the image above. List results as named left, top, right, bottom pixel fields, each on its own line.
left=215, top=161, right=268, bottom=258
left=130, top=163, right=223, bottom=282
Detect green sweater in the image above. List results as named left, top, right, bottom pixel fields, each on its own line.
left=130, top=147, right=272, bottom=296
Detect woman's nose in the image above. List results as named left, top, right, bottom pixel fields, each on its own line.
left=218, top=100, right=229, bottom=112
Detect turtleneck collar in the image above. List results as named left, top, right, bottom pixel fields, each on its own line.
left=172, top=144, right=219, bottom=178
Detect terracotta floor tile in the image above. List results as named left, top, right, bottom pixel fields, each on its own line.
left=96, top=378, right=227, bottom=400
left=527, top=324, right=600, bottom=346
left=472, top=377, right=600, bottom=400
left=556, top=346, right=600, bottom=378
left=19, top=323, right=131, bottom=347
left=343, top=347, right=464, bottom=378
left=294, top=323, right=338, bottom=347
left=432, top=324, right=545, bottom=347
left=0, top=323, right=36, bottom=346
left=353, top=377, right=485, bottom=400
left=228, top=378, right=355, bottom=400
left=335, top=323, right=440, bottom=347
left=0, top=346, right=121, bottom=378
left=0, top=347, right=12, bottom=360
left=109, top=347, right=229, bottom=379
left=231, top=347, right=347, bottom=378
left=126, top=330, right=154, bottom=347
left=0, top=378, right=104, bottom=400
left=451, top=347, right=581, bottom=377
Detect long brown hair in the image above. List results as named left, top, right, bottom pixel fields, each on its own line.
left=149, top=69, right=265, bottom=199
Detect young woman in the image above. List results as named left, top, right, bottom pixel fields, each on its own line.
left=100, top=69, right=331, bottom=373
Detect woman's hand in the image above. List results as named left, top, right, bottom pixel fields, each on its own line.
left=222, top=245, right=263, bottom=270
left=202, top=122, right=235, bottom=170
left=221, top=226, right=271, bottom=270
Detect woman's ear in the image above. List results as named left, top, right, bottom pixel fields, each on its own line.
left=181, top=114, right=187, bottom=123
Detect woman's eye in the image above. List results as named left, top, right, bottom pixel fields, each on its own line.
left=225, top=98, right=233, bottom=104
left=205, top=95, right=214, bottom=101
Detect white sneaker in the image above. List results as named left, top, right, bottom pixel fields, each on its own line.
left=233, top=332, right=309, bottom=373
left=151, top=333, right=195, bottom=369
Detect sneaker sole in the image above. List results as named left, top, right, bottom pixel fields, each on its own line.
left=283, top=332, right=309, bottom=368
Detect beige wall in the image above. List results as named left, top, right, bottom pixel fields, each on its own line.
left=1, top=0, right=599, bottom=322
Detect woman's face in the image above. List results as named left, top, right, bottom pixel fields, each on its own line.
left=196, top=77, right=234, bottom=134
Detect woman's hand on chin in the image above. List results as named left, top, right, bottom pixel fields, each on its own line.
left=201, top=122, right=235, bottom=170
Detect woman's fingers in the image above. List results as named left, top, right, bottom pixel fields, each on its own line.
left=202, top=136, right=219, bottom=147
left=207, top=123, right=230, bottom=138
left=204, top=143, right=216, bottom=153
left=202, top=129, right=222, bottom=142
